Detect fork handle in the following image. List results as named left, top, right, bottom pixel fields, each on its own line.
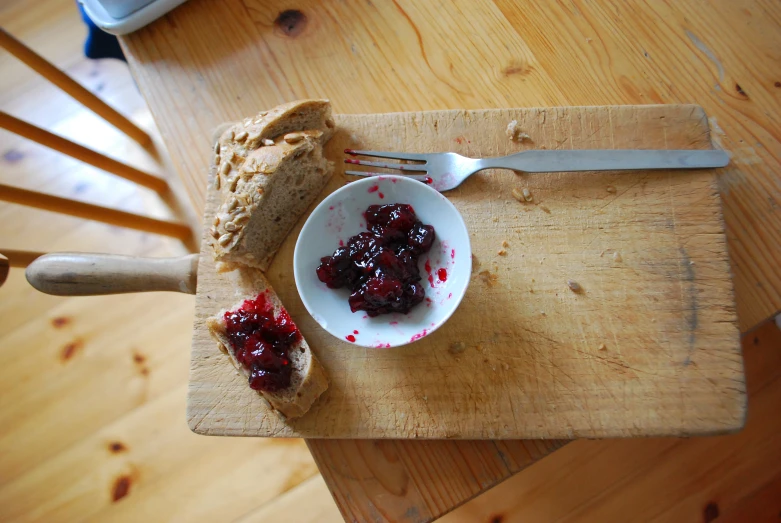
left=478, top=149, right=729, bottom=173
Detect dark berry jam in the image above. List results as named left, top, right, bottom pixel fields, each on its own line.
left=223, top=292, right=300, bottom=392
left=316, top=203, right=435, bottom=317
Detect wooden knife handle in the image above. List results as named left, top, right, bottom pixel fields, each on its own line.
left=25, top=253, right=199, bottom=296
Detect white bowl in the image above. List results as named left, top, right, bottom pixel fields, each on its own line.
left=294, top=175, right=471, bottom=348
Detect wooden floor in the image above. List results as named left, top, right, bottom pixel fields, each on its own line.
left=1, top=1, right=779, bottom=522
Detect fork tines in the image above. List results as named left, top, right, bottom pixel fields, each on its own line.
left=344, top=149, right=430, bottom=182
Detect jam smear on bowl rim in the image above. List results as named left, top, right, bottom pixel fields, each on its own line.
left=316, top=203, right=436, bottom=317
left=223, top=292, right=301, bottom=392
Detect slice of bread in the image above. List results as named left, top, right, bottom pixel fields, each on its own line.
left=206, top=268, right=328, bottom=420
left=208, top=99, right=335, bottom=271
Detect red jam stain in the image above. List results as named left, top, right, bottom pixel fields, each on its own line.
left=346, top=334, right=356, bottom=342
left=329, top=205, right=334, bottom=210
left=450, top=248, right=455, bottom=259
left=367, top=185, right=379, bottom=193
left=316, top=204, right=436, bottom=317
left=378, top=192, right=385, bottom=199
left=353, top=329, right=359, bottom=334
left=424, top=176, right=433, bottom=184
left=424, top=259, right=435, bottom=287
left=389, top=321, right=398, bottom=326
left=455, top=137, right=463, bottom=144
left=223, top=292, right=300, bottom=393
left=345, top=158, right=360, bottom=165
left=437, top=268, right=448, bottom=282
left=410, top=329, right=428, bottom=342
left=344, top=149, right=358, bottom=155
left=448, top=292, right=453, bottom=299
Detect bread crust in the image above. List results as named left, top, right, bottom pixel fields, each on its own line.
left=208, top=99, right=334, bottom=270
left=206, top=268, right=328, bottom=420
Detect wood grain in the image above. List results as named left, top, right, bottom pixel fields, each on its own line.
left=179, top=319, right=780, bottom=523
left=115, top=0, right=781, bottom=520
left=188, top=104, right=743, bottom=440
left=0, top=3, right=778, bottom=522
left=0, top=183, right=192, bottom=240
left=0, top=27, right=152, bottom=147
left=307, top=438, right=566, bottom=522
left=0, top=248, right=45, bottom=267
left=121, top=0, right=781, bottom=333
left=441, top=319, right=781, bottom=523
left=0, top=111, right=166, bottom=192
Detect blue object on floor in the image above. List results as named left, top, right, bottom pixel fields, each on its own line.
left=78, top=2, right=126, bottom=61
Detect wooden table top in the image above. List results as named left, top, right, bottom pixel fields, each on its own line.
left=120, top=1, right=781, bottom=520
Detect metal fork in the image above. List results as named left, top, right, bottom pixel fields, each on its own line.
left=344, top=148, right=730, bottom=192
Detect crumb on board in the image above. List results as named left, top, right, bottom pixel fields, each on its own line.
left=449, top=341, right=466, bottom=355
left=497, top=249, right=507, bottom=256
left=492, top=216, right=499, bottom=222
left=539, top=204, right=551, bottom=213
left=567, top=279, right=583, bottom=293
left=502, top=240, right=509, bottom=248
left=506, top=120, right=532, bottom=142
left=522, top=188, right=533, bottom=201
left=540, top=311, right=546, bottom=316
left=501, top=362, right=510, bottom=371
left=598, top=343, right=607, bottom=351
left=606, top=185, right=617, bottom=193
left=600, top=249, right=623, bottom=262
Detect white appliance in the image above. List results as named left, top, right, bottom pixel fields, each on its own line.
left=80, top=0, right=189, bottom=35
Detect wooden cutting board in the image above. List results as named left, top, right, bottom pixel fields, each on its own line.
left=187, top=104, right=745, bottom=439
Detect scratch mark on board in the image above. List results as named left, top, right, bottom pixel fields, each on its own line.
left=680, top=247, right=699, bottom=364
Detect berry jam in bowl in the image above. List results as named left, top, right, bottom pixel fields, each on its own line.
left=294, top=175, right=471, bottom=348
